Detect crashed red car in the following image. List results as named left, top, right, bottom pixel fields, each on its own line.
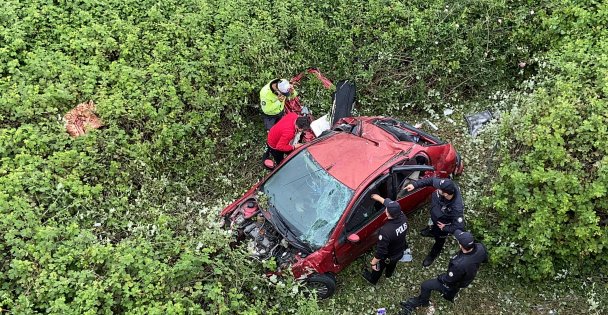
left=220, top=116, right=463, bottom=298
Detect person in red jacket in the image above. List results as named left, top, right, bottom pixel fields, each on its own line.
left=263, top=112, right=310, bottom=168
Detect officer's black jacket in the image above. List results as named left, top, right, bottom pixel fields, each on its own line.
left=438, top=243, right=488, bottom=288
left=412, top=177, right=464, bottom=234
left=374, top=214, right=408, bottom=262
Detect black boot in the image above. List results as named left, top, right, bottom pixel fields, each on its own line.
left=442, top=289, right=459, bottom=302
left=419, top=226, right=433, bottom=237
left=400, top=297, right=419, bottom=308
left=424, top=239, right=445, bottom=267
left=398, top=300, right=416, bottom=315
left=422, top=254, right=437, bottom=267
left=400, top=297, right=430, bottom=308
left=399, top=297, right=430, bottom=315
left=361, top=269, right=376, bottom=285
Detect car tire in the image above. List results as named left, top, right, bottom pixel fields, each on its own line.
left=305, top=273, right=336, bottom=299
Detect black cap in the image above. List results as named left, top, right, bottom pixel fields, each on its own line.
left=383, top=198, right=402, bottom=218
left=438, top=179, right=456, bottom=195
left=454, top=230, right=474, bottom=249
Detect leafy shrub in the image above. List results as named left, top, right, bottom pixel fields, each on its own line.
left=480, top=0, right=608, bottom=279
left=1, top=0, right=542, bottom=188
left=1, top=0, right=598, bottom=311
left=0, top=0, right=325, bottom=311
left=0, top=122, right=317, bottom=313
left=281, top=0, right=544, bottom=114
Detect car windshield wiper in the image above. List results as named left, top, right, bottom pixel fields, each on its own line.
left=267, top=203, right=313, bottom=253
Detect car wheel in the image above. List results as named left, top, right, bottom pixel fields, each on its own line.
left=305, top=273, right=336, bottom=299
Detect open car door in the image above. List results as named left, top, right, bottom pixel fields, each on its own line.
left=286, top=69, right=355, bottom=140
left=333, top=173, right=392, bottom=265
left=330, top=80, right=356, bottom=125
left=390, top=165, right=436, bottom=212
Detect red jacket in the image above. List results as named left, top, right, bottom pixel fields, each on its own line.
left=267, top=112, right=298, bottom=152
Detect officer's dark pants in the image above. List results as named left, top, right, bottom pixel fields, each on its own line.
left=368, top=258, right=400, bottom=284
left=416, top=279, right=460, bottom=305
left=262, top=111, right=284, bottom=131
left=428, top=224, right=448, bottom=258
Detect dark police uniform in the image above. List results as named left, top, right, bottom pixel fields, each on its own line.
left=411, top=178, right=465, bottom=260
left=400, top=242, right=488, bottom=314
left=364, top=212, right=408, bottom=284
left=420, top=242, right=487, bottom=302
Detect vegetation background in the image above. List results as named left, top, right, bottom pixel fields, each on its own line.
left=1, top=0, right=606, bottom=313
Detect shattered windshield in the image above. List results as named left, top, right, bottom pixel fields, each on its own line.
left=262, top=150, right=354, bottom=249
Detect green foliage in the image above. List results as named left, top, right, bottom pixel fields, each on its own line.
left=282, top=0, right=542, bottom=113
left=1, top=0, right=605, bottom=311
left=0, top=0, right=543, bottom=189
left=0, top=150, right=318, bottom=314
left=481, top=0, right=608, bottom=279
left=0, top=124, right=317, bottom=313
left=0, top=1, right=325, bottom=311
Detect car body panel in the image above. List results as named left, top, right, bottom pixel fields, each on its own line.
left=307, top=133, right=406, bottom=190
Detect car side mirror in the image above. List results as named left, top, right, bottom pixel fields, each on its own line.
left=347, top=234, right=360, bottom=243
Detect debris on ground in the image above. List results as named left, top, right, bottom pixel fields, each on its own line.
left=423, top=119, right=439, bottom=130
left=64, top=100, right=103, bottom=137
left=465, top=110, right=493, bottom=137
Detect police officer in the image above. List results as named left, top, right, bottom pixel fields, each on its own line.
left=399, top=230, right=488, bottom=315
left=403, top=177, right=464, bottom=267
left=362, top=194, right=408, bottom=285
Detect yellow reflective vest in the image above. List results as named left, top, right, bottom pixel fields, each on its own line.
left=260, top=80, right=298, bottom=115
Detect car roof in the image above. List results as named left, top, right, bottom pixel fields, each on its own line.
left=306, top=118, right=417, bottom=190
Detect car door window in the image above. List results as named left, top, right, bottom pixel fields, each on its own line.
left=395, top=170, right=421, bottom=199
left=345, top=175, right=391, bottom=233
left=390, top=164, right=435, bottom=200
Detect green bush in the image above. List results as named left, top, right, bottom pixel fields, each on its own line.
left=0, top=1, right=325, bottom=311
left=481, top=0, right=608, bottom=279
left=283, top=0, right=543, bottom=113
left=2, top=0, right=599, bottom=311
left=1, top=0, right=541, bottom=187
left=0, top=123, right=318, bottom=313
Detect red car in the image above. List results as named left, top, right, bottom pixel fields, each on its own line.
left=220, top=116, right=463, bottom=298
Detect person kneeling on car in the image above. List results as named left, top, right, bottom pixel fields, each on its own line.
left=399, top=230, right=488, bottom=315
left=263, top=112, right=310, bottom=168
left=362, top=194, right=408, bottom=285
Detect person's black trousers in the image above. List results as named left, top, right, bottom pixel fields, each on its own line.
left=417, top=278, right=460, bottom=304
left=263, top=144, right=288, bottom=165
left=368, top=259, right=400, bottom=284
left=262, top=111, right=284, bottom=131
left=428, top=224, right=448, bottom=258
